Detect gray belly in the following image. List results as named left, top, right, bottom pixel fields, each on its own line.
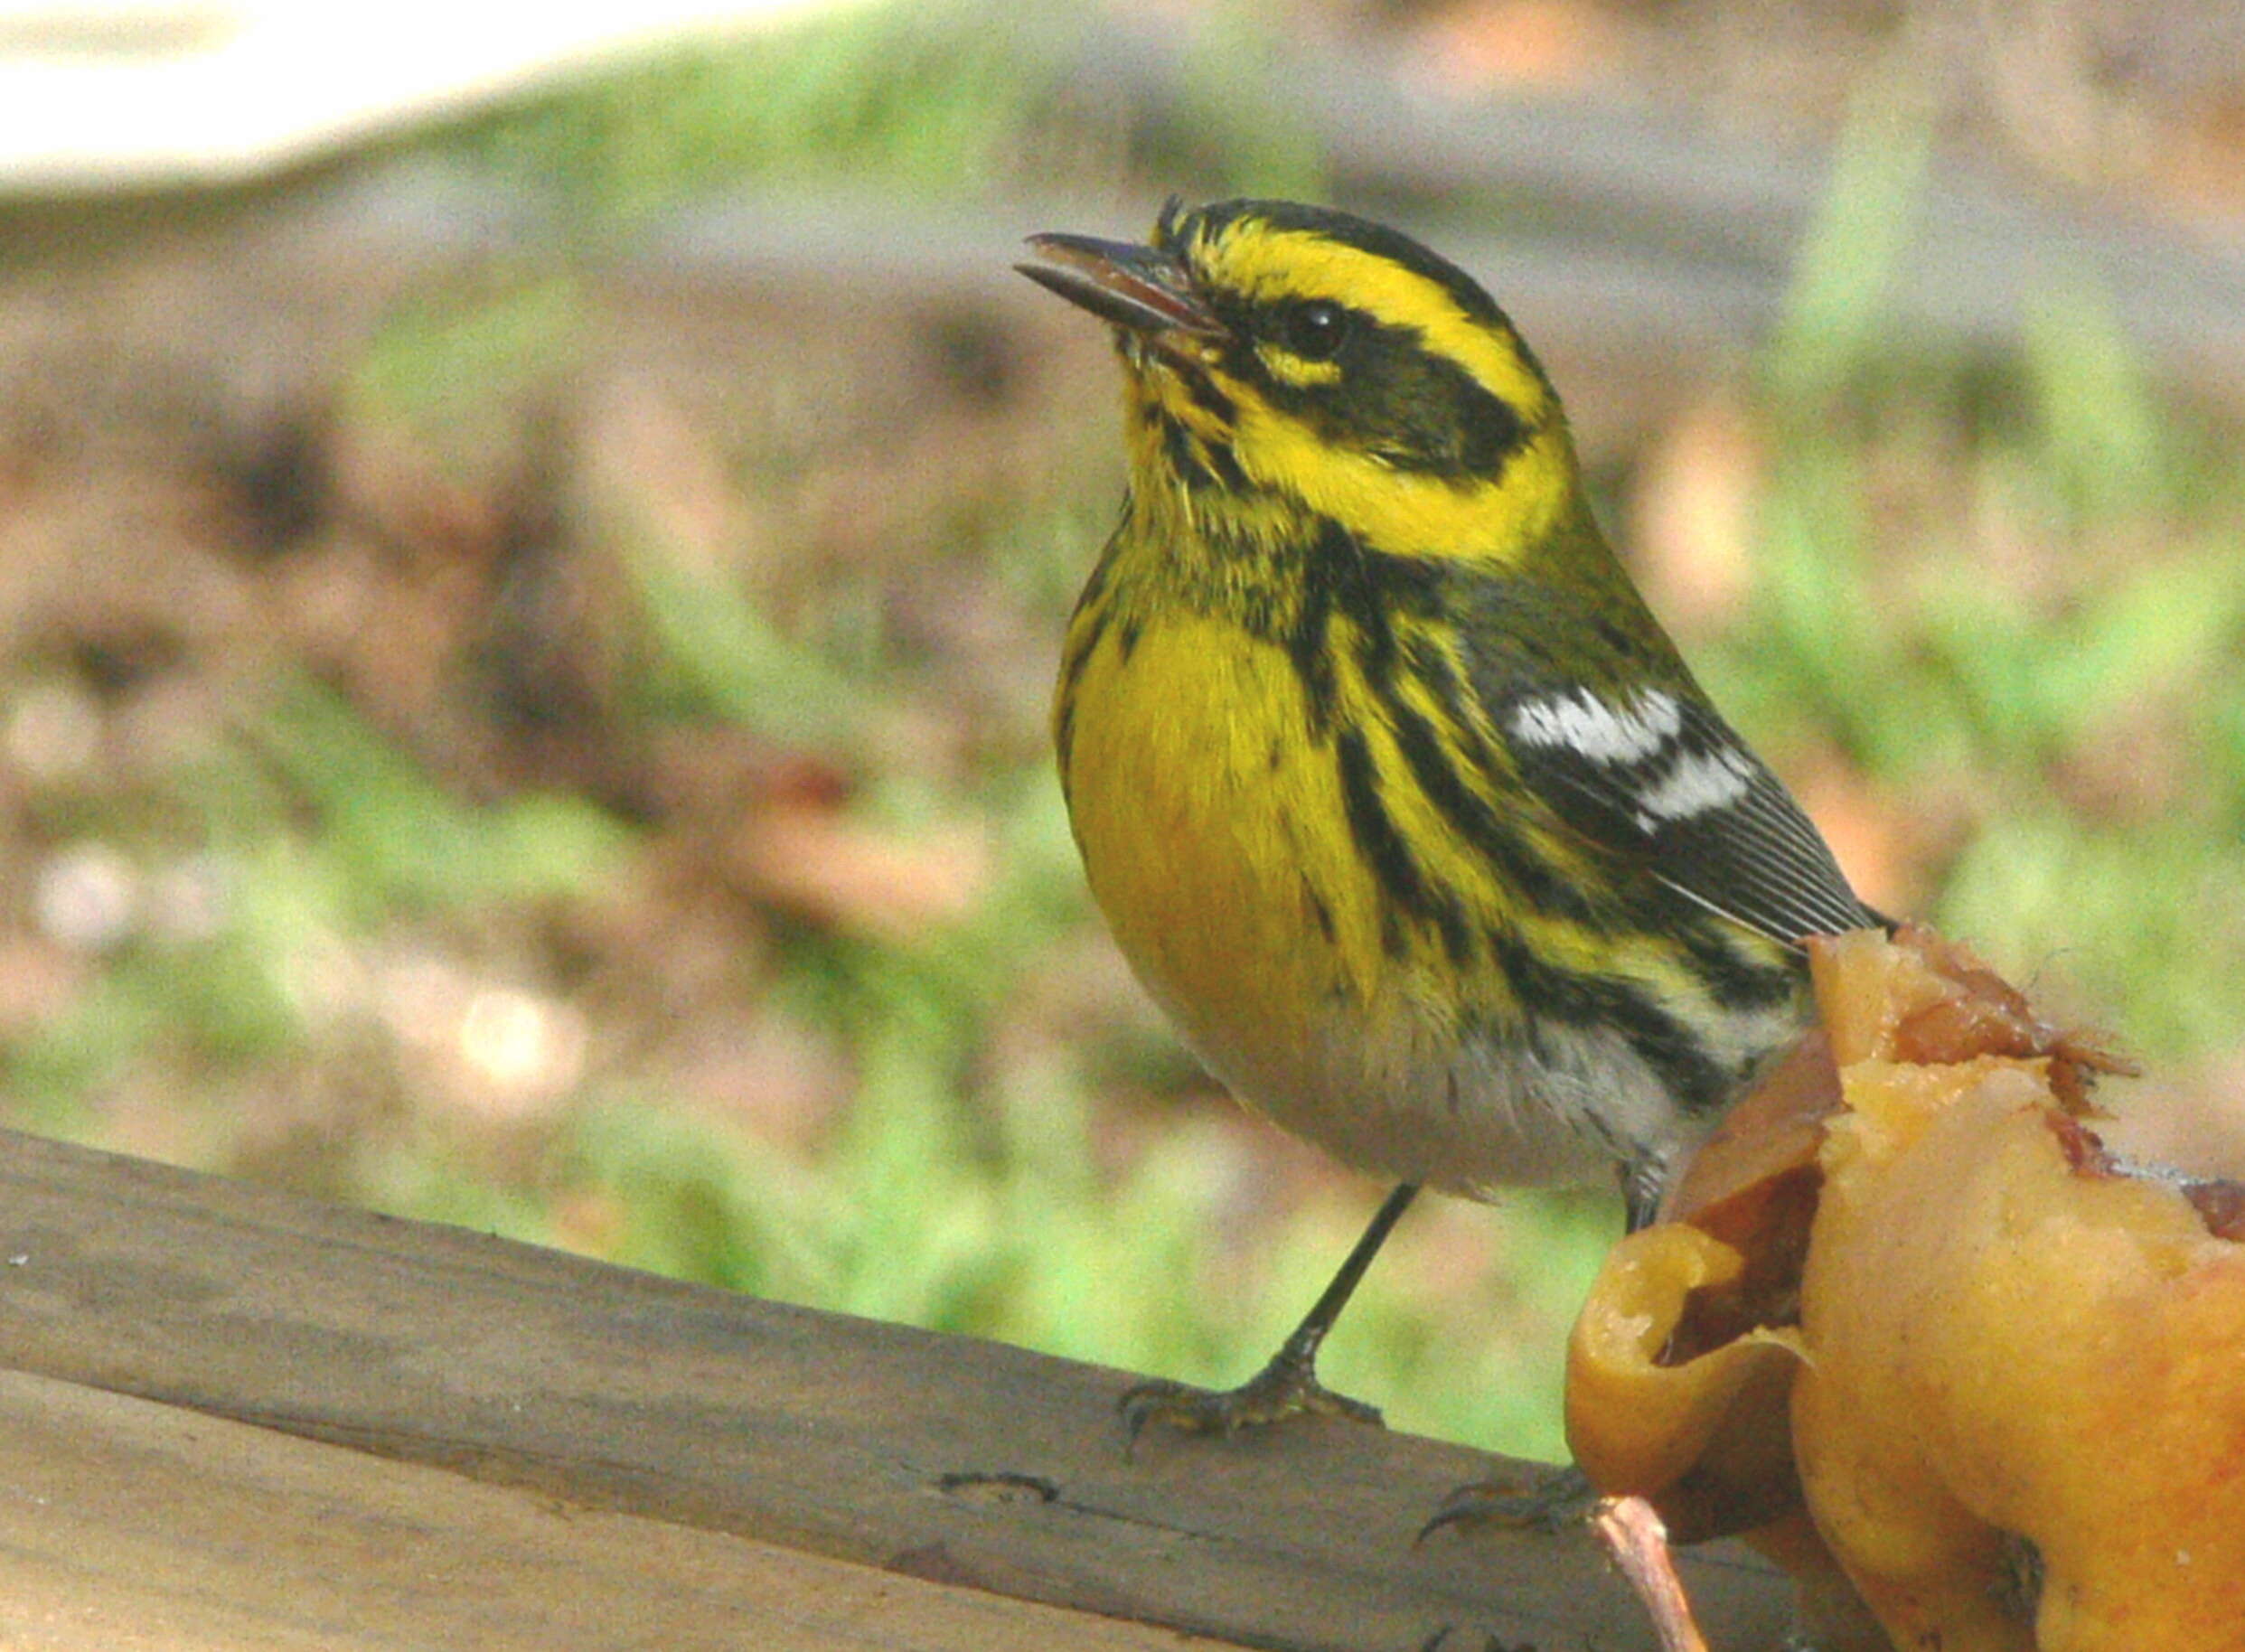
left=1198, top=1003, right=1718, bottom=1201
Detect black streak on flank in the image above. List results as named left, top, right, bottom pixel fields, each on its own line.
left=1335, top=724, right=1473, bottom=964
left=1671, top=924, right=1804, bottom=1012
left=1286, top=560, right=1340, bottom=736
left=1391, top=631, right=1616, bottom=928
left=1287, top=521, right=1377, bottom=731
left=1337, top=536, right=1454, bottom=707
left=1382, top=690, right=1601, bottom=928
left=1052, top=610, right=1101, bottom=783
left=1285, top=521, right=1445, bottom=741
left=1489, top=930, right=1733, bottom=1116
left=1053, top=699, right=1076, bottom=793
left=1345, top=571, right=1403, bottom=697
left=1053, top=558, right=1123, bottom=780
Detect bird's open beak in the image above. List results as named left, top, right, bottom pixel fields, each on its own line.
left=1016, top=231, right=1228, bottom=343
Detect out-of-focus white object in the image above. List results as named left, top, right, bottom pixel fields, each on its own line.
left=0, top=1, right=842, bottom=192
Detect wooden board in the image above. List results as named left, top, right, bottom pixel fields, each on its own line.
left=0, top=1366, right=1234, bottom=1652
left=0, top=1128, right=1793, bottom=1649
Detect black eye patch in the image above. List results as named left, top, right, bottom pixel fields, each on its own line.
left=1244, top=306, right=1530, bottom=479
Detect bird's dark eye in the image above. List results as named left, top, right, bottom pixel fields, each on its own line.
left=1282, top=301, right=1348, bottom=361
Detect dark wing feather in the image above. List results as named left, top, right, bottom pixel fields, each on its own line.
left=1492, top=679, right=1874, bottom=948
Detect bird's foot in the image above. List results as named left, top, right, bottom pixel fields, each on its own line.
left=1118, top=1349, right=1383, bottom=1450
left=1420, top=1462, right=1600, bottom=1540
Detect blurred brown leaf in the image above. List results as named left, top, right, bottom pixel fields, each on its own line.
left=1628, top=388, right=1762, bottom=641
left=726, top=797, right=991, bottom=942
left=1404, top=0, right=1623, bottom=93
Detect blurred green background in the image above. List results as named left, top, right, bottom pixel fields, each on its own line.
left=3, top=0, right=2244, bottom=1464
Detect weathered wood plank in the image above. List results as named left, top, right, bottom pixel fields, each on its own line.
left=0, top=1366, right=1239, bottom=1651
left=0, top=1129, right=1792, bottom=1650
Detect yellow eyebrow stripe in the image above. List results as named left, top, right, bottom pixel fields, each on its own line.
left=1197, top=224, right=1555, bottom=424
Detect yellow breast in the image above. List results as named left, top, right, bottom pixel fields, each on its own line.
left=1053, top=588, right=1738, bottom=1197
left=1057, top=606, right=1393, bottom=1106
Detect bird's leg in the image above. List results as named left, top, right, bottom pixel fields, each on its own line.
left=1120, top=1181, right=1420, bottom=1446
left=1425, top=1161, right=1655, bottom=1534
left=1620, top=1150, right=1667, bottom=1234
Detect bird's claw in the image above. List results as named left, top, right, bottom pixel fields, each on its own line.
left=1419, top=1463, right=1599, bottom=1543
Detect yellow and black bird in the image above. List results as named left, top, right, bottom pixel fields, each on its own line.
left=1019, top=199, right=1874, bottom=1438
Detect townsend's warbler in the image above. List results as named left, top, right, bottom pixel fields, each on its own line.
left=1019, top=199, right=1875, bottom=1438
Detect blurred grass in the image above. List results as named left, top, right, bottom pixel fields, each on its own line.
left=455, top=2, right=1069, bottom=224
left=3, top=1, right=2243, bottom=1469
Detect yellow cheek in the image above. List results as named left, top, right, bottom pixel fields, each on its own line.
left=1232, top=399, right=1571, bottom=565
